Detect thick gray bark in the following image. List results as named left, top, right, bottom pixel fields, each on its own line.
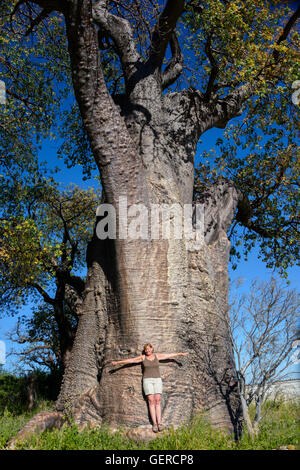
left=186, top=181, right=242, bottom=432
left=51, top=0, right=250, bottom=436
left=55, top=180, right=242, bottom=436
left=15, top=0, right=252, bottom=437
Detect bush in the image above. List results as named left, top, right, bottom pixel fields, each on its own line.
left=0, top=372, right=28, bottom=414
left=0, top=368, right=62, bottom=414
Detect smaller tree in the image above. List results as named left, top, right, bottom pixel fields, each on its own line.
left=229, top=277, right=299, bottom=438
left=6, top=303, right=69, bottom=374
left=0, top=180, right=99, bottom=370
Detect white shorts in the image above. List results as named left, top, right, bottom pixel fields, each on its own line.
left=143, top=377, right=163, bottom=395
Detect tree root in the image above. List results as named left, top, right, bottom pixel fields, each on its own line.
left=6, top=411, right=65, bottom=449
left=5, top=405, right=168, bottom=449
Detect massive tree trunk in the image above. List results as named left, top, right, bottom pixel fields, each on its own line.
left=20, top=0, right=254, bottom=437
left=55, top=172, right=242, bottom=436
left=7, top=0, right=298, bottom=448
left=50, top=0, right=251, bottom=436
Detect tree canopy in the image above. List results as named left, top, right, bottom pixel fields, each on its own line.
left=2, top=0, right=298, bottom=276
left=0, top=180, right=98, bottom=313
left=0, top=0, right=99, bottom=315
left=192, top=1, right=299, bottom=275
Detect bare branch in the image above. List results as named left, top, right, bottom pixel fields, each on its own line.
left=92, top=0, right=140, bottom=86
left=7, top=322, right=57, bottom=372
left=161, top=31, right=184, bottom=90
left=203, top=35, right=219, bottom=101
left=10, top=0, right=65, bottom=20
left=147, top=0, right=185, bottom=72
left=230, top=278, right=299, bottom=436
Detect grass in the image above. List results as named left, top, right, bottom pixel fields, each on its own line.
left=0, top=400, right=299, bottom=450
left=0, top=400, right=53, bottom=449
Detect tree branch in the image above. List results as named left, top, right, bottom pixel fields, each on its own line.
left=10, top=0, right=65, bottom=19
left=189, top=5, right=299, bottom=131
left=187, top=81, right=254, bottom=133
left=235, top=192, right=277, bottom=239
left=273, top=4, right=300, bottom=63
left=147, top=0, right=185, bottom=73
left=92, top=0, right=140, bottom=87
left=161, top=31, right=184, bottom=90
left=32, top=283, right=56, bottom=305
left=24, top=6, right=52, bottom=36
left=212, top=82, right=254, bottom=129
left=203, top=35, right=219, bottom=101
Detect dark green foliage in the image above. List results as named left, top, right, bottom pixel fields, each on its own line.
left=0, top=369, right=62, bottom=414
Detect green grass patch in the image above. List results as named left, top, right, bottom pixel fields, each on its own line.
left=1, top=400, right=299, bottom=450
left=0, top=400, right=54, bottom=449
left=235, top=400, right=300, bottom=450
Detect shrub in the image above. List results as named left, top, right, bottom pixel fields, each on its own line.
left=0, top=368, right=62, bottom=414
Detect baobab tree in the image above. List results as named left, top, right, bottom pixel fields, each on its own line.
left=5, top=0, right=299, bottom=438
